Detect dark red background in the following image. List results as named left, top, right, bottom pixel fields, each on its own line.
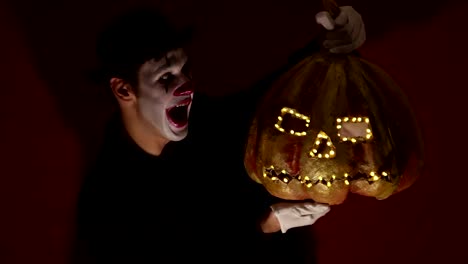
left=1, top=0, right=466, bottom=263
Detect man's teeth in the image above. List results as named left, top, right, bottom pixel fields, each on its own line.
left=175, top=100, right=191, bottom=107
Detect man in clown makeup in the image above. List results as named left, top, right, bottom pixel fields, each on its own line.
left=75, top=5, right=365, bottom=264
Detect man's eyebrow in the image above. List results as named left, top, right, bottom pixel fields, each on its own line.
left=152, top=55, right=176, bottom=75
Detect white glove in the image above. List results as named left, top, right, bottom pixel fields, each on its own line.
left=315, top=6, right=366, bottom=53
left=270, top=202, right=331, bottom=233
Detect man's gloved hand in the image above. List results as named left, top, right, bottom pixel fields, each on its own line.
left=270, top=202, right=331, bottom=233
left=315, top=6, right=366, bottom=53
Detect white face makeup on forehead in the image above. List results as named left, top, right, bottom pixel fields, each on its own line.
left=137, top=48, right=193, bottom=142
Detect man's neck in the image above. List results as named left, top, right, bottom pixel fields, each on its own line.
left=121, top=110, right=169, bottom=156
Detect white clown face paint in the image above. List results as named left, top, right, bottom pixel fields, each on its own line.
left=137, top=49, right=193, bottom=142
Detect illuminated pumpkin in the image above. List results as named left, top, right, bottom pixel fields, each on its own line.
left=243, top=53, right=424, bottom=205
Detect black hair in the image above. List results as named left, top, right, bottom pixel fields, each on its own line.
left=93, top=8, right=193, bottom=89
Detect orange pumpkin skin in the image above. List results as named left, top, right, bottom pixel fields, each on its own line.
left=244, top=53, right=424, bottom=205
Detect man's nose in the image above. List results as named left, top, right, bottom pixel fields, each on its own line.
left=173, top=80, right=193, bottom=96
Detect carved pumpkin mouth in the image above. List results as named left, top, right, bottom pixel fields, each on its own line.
left=262, top=165, right=393, bottom=188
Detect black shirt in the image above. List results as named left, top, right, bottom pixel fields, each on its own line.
left=74, top=108, right=285, bottom=263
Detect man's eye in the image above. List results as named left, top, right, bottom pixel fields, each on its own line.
left=159, top=73, right=174, bottom=85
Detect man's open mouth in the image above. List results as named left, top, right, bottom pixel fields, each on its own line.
left=166, top=98, right=192, bottom=128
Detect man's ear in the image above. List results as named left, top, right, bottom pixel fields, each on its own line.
left=110, top=77, right=135, bottom=101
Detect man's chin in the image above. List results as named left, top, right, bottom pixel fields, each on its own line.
left=168, top=126, right=189, bottom=142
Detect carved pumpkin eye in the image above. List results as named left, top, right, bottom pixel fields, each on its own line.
left=274, top=107, right=310, bottom=136
left=336, top=117, right=372, bottom=143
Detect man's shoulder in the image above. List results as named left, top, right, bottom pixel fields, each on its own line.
left=84, top=113, right=130, bottom=174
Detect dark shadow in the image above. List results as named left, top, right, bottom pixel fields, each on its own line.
left=5, top=0, right=460, bottom=263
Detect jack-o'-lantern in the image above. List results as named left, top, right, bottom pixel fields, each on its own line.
left=243, top=45, right=424, bottom=205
